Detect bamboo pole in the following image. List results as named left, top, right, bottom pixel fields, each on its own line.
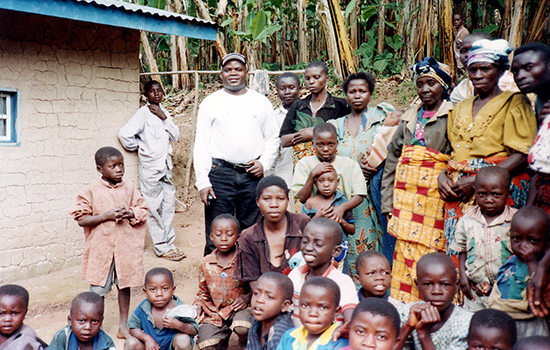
left=140, top=31, right=161, bottom=83
left=182, top=72, right=200, bottom=202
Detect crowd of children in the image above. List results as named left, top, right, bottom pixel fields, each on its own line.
left=5, top=36, right=550, bottom=350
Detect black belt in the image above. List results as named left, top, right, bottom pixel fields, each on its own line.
left=212, top=158, right=251, bottom=173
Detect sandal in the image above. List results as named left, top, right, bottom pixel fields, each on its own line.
left=160, top=248, right=186, bottom=261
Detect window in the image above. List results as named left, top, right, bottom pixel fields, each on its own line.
left=0, top=89, right=18, bottom=145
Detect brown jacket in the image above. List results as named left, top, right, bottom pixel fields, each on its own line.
left=381, top=100, right=453, bottom=214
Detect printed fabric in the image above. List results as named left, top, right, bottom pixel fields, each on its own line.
left=528, top=114, right=550, bottom=174
left=276, top=323, right=349, bottom=350
left=247, top=312, right=295, bottom=350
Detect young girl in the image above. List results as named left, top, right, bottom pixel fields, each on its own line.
left=234, top=176, right=311, bottom=281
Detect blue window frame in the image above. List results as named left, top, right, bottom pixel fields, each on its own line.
left=0, top=89, right=19, bottom=145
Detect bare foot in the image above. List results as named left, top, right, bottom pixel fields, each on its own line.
left=117, top=326, right=129, bottom=339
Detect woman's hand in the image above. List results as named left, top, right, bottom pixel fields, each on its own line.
left=450, top=176, right=476, bottom=202
left=437, top=170, right=457, bottom=201
left=359, top=159, right=377, bottom=179
left=292, top=128, right=314, bottom=144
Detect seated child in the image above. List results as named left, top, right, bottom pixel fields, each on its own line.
left=0, top=285, right=46, bottom=350
left=50, top=292, right=115, bottom=350
left=489, top=206, right=550, bottom=339
left=342, top=298, right=401, bottom=350
left=468, top=309, right=517, bottom=350
left=395, top=252, right=473, bottom=350
left=71, top=146, right=148, bottom=338
left=234, top=175, right=311, bottom=279
left=289, top=218, right=359, bottom=325
left=248, top=272, right=295, bottom=350
left=126, top=268, right=198, bottom=350
left=363, top=109, right=404, bottom=169
left=354, top=251, right=396, bottom=305
left=194, top=214, right=251, bottom=350
left=277, top=277, right=350, bottom=350
left=302, top=168, right=355, bottom=235
left=449, top=166, right=516, bottom=312
left=513, top=336, right=550, bottom=350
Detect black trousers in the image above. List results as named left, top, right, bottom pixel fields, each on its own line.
left=203, top=160, right=262, bottom=255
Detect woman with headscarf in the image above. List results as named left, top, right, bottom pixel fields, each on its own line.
left=438, top=39, right=537, bottom=255
left=381, top=57, right=454, bottom=303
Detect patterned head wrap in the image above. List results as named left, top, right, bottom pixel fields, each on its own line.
left=411, top=57, right=453, bottom=91
left=467, top=39, right=513, bottom=69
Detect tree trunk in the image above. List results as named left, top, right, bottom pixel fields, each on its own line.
left=508, top=0, right=525, bottom=49
left=297, top=0, right=308, bottom=64
left=140, top=31, right=161, bottom=83
left=526, top=0, right=550, bottom=42
left=349, top=0, right=361, bottom=53
left=438, top=0, right=454, bottom=75
left=317, top=0, right=341, bottom=76
left=377, top=0, right=389, bottom=53
left=173, top=0, right=189, bottom=89
left=327, top=0, right=357, bottom=76
left=193, top=0, right=227, bottom=58
left=499, top=0, right=512, bottom=40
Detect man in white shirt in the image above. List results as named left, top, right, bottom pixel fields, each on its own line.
left=193, top=53, right=279, bottom=255
left=118, top=80, right=185, bottom=261
left=267, top=72, right=301, bottom=187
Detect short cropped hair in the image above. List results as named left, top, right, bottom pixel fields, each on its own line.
left=307, top=218, right=343, bottom=247
left=312, top=123, right=337, bottom=140
left=144, top=80, right=162, bottom=94
left=306, top=61, right=329, bottom=75
left=0, top=284, right=29, bottom=309
left=258, top=272, right=294, bottom=301
left=302, top=276, right=340, bottom=306
left=513, top=336, right=550, bottom=350
left=95, top=146, right=122, bottom=167
left=211, top=214, right=240, bottom=233
left=417, top=252, right=456, bottom=279
left=276, top=72, right=300, bottom=87
left=475, top=166, right=511, bottom=188
left=355, top=251, right=389, bottom=275
left=351, top=298, right=400, bottom=335
left=512, top=206, right=550, bottom=236
left=515, top=43, right=550, bottom=65
left=342, top=72, right=376, bottom=94
left=469, top=309, right=517, bottom=346
left=71, top=292, right=104, bottom=314
left=256, top=175, right=289, bottom=199
left=144, top=267, right=174, bottom=286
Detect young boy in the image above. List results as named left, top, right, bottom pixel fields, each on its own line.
left=302, top=168, right=355, bottom=235
left=354, top=251, right=394, bottom=303
left=343, top=298, right=401, bottom=350
left=452, top=12, right=470, bottom=71
left=118, top=80, right=184, bottom=261
left=489, top=206, right=550, bottom=339
left=395, top=252, right=473, bottom=350
left=234, top=175, right=311, bottom=280
left=0, top=285, right=46, bottom=350
left=71, top=146, right=148, bottom=338
left=126, top=268, right=198, bottom=350
left=449, top=166, right=516, bottom=311
left=278, top=277, right=350, bottom=349
left=248, top=272, right=295, bottom=350
left=288, top=218, right=359, bottom=325
left=468, top=309, right=517, bottom=350
left=268, top=73, right=301, bottom=186
left=194, top=214, right=251, bottom=350
left=50, top=292, right=115, bottom=350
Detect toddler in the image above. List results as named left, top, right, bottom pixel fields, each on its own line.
left=289, top=218, right=359, bottom=325
left=126, top=268, right=198, bottom=350
left=302, top=168, right=355, bottom=235
left=71, top=146, right=148, bottom=338
left=278, top=277, right=349, bottom=349
left=248, top=272, right=295, bottom=350
left=354, top=251, right=394, bottom=303
left=363, top=109, right=403, bottom=169
left=395, top=252, right=473, bottom=350
left=194, top=214, right=250, bottom=350
left=50, top=292, right=115, bottom=350
left=449, top=166, right=516, bottom=311
left=0, top=284, right=46, bottom=350
left=341, top=298, right=400, bottom=350
left=489, top=206, right=550, bottom=339
left=468, top=309, right=517, bottom=350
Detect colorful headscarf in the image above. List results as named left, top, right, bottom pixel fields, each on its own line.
left=411, top=57, right=453, bottom=91
left=467, top=39, right=513, bottom=69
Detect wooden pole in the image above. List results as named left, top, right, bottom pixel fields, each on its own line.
left=183, top=71, right=200, bottom=202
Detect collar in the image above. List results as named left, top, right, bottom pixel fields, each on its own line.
left=464, top=205, right=516, bottom=227
left=140, top=296, right=181, bottom=330
left=289, top=323, right=339, bottom=347
left=100, top=178, right=123, bottom=188
left=331, top=191, right=346, bottom=205
left=402, top=100, right=453, bottom=134
left=357, top=288, right=390, bottom=301
left=205, top=249, right=237, bottom=268
left=297, top=263, right=335, bottom=277
left=67, top=329, right=110, bottom=350
left=296, top=93, right=338, bottom=111
left=252, top=212, right=303, bottom=242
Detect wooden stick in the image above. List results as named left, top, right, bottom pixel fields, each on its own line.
left=182, top=71, right=200, bottom=202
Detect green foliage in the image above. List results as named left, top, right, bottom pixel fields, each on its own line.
left=135, top=0, right=166, bottom=9
left=232, top=9, right=282, bottom=43
left=356, top=31, right=404, bottom=78
left=295, top=110, right=325, bottom=130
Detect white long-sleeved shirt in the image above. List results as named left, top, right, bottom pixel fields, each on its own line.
left=193, top=89, right=279, bottom=191
left=118, top=104, right=179, bottom=171
left=267, top=105, right=293, bottom=186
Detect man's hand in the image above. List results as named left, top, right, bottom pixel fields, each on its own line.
left=147, top=104, right=167, bottom=120
left=359, top=159, right=377, bottom=179
left=199, top=187, right=216, bottom=205
left=310, top=162, right=334, bottom=179
left=474, top=281, right=492, bottom=296
left=231, top=295, right=249, bottom=311
left=246, top=160, right=264, bottom=177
